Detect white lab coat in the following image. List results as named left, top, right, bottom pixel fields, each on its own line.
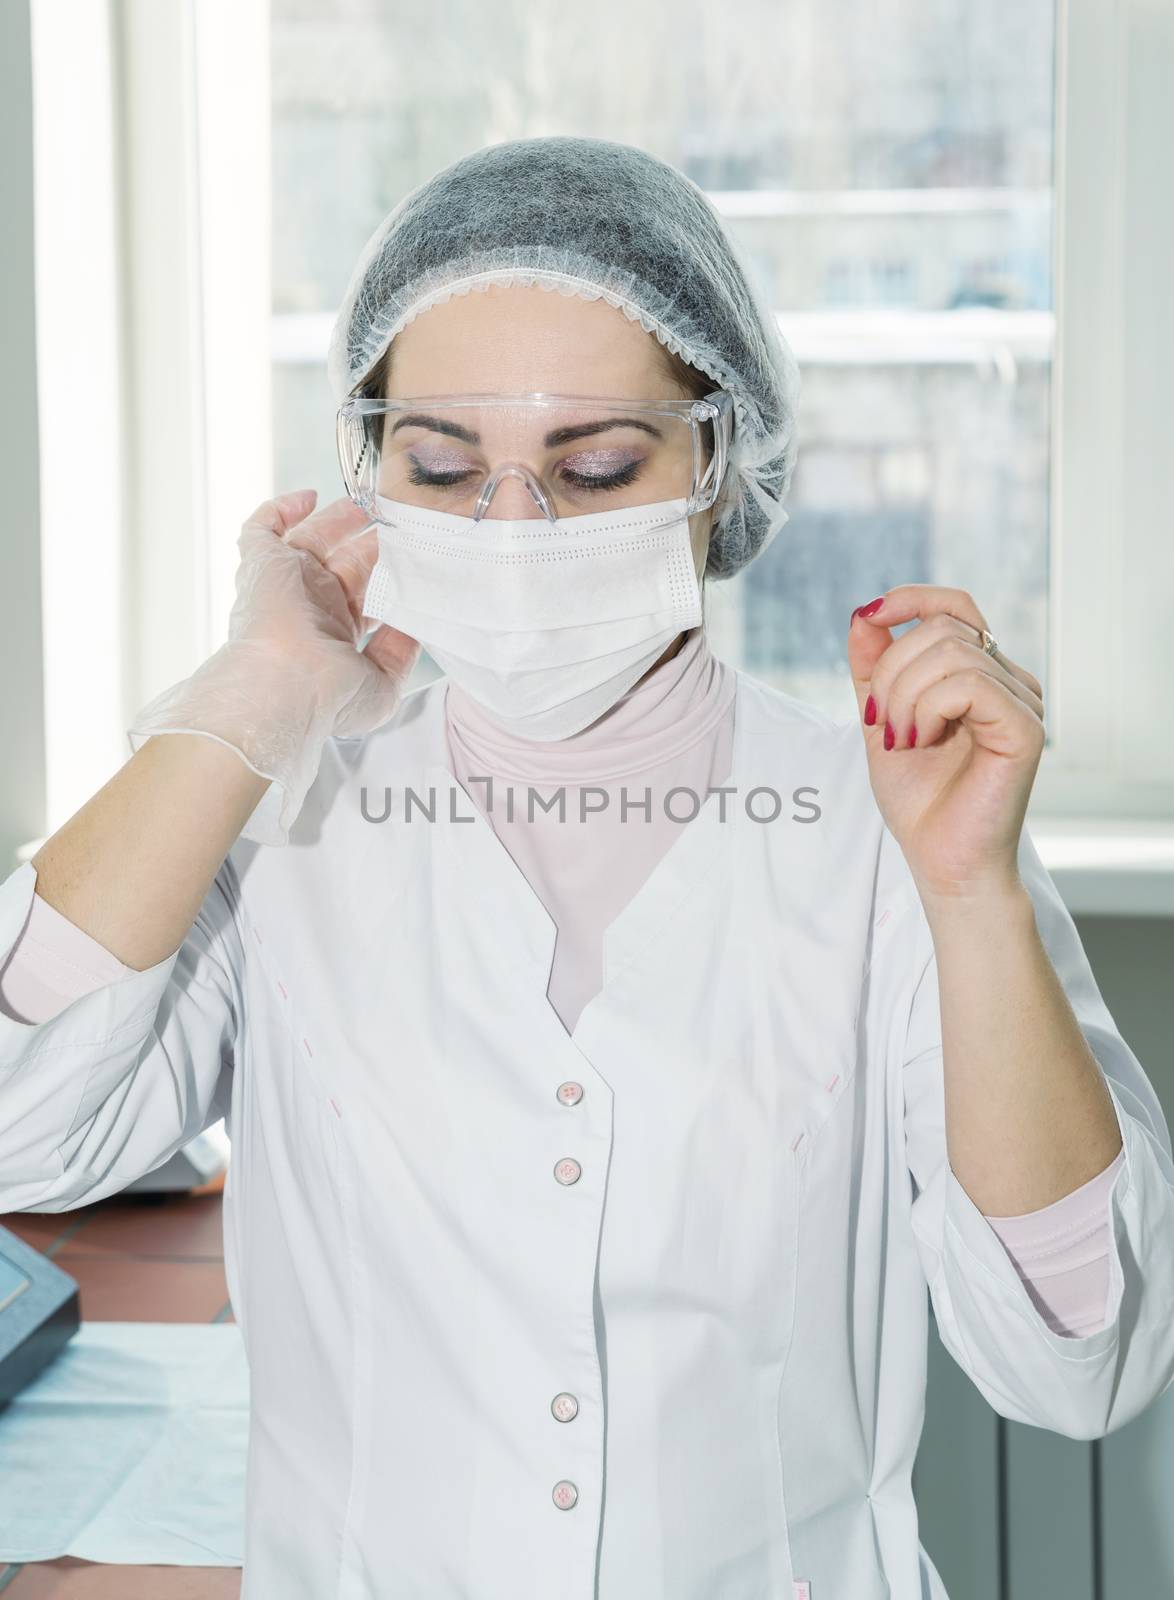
left=2, top=668, right=1173, bottom=1600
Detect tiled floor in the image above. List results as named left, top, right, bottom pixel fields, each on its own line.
left=0, top=1174, right=242, bottom=1599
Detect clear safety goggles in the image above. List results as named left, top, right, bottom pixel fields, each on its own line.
left=336, top=389, right=735, bottom=533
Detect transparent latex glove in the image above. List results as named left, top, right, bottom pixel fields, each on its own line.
left=127, top=489, right=420, bottom=846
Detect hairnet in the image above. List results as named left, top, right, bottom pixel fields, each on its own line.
left=327, top=135, right=801, bottom=579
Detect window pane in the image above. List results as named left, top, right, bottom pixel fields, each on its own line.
left=271, top=0, right=1056, bottom=717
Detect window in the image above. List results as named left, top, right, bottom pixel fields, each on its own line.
left=18, top=0, right=1171, bottom=861
left=270, top=0, right=1059, bottom=728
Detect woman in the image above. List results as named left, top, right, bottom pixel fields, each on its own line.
left=1, top=136, right=1172, bottom=1600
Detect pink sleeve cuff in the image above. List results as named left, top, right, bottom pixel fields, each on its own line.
left=981, top=1149, right=1126, bottom=1338
left=0, top=889, right=136, bottom=1025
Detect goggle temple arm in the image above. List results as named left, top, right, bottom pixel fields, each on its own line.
left=689, top=390, right=735, bottom=515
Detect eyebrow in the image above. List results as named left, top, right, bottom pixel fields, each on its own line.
left=388, top=413, right=665, bottom=447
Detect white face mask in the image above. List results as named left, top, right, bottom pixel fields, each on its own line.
left=360, top=493, right=704, bottom=741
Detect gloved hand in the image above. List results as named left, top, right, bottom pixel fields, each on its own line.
left=127, top=489, right=420, bottom=846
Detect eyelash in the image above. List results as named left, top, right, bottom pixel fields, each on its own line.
left=405, top=459, right=644, bottom=491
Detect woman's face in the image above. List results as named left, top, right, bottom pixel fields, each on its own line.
left=382, top=282, right=715, bottom=579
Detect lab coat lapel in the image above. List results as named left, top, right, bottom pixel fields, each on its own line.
left=569, top=692, right=743, bottom=1050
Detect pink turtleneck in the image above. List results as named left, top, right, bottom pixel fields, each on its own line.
left=444, top=624, right=736, bottom=1035
left=0, top=625, right=1122, bottom=1337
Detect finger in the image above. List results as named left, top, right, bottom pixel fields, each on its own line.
left=254, top=497, right=376, bottom=635
left=849, top=584, right=1042, bottom=720
left=324, top=525, right=382, bottom=623
left=360, top=623, right=422, bottom=680
left=849, top=583, right=988, bottom=720
left=282, top=496, right=374, bottom=563
left=934, top=616, right=1042, bottom=701
left=886, top=663, right=1046, bottom=758
left=331, top=528, right=421, bottom=677
left=852, top=583, right=990, bottom=637
left=994, top=644, right=1043, bottom=702
left=869, top=622, right=1044, bottom=737
left=238, top=489, right=320, bottom=552
left=853, top=609, right=964, bottom=724
left=847, top=597, right=896, bottom=720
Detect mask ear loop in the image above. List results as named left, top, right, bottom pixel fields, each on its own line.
left=472, top=463, right=558, bottom=523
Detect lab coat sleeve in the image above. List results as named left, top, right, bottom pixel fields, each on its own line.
left=0, top=856, right=242, bottom=1213
left=898, top=824, right=1174, bottom=1440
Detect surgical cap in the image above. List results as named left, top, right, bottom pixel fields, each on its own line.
left=327, top=135, right=801, bottom=579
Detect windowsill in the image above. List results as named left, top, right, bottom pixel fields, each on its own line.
left=13, top=821, right=1174, bottom=918
left=1027, top=818, right=1174, bottom=918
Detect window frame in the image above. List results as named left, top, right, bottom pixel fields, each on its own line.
left=14, top=0, right=1174, bottom=875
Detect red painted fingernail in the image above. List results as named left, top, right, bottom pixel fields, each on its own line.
left=884, top=720, right=895, bottom=750
left=864, top=694, right=877, bottom=726
left=853, top=596, right=885, bottom=620
left=909, top=724, right=917, bottom=747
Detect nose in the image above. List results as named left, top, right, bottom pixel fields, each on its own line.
left=473, top=463, right=557, bottom=523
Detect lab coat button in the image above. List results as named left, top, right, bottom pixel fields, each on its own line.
left=557, top=1081, right=584, bottom=1105
left=554, top=1158, right=581, bottom=1185
left=552, top=1480, right=579, bottom=1509
left=551, top=1392, right=579, bottom=1421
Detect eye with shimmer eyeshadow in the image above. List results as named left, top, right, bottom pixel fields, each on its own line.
left=405, top=449, right=648, bottom=492
left=404, top=450, right=479, bottom=488
left=556, top=451, right=646, bottom=491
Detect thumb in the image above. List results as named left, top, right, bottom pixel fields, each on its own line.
left=847, top=597, right=893, bottom=722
